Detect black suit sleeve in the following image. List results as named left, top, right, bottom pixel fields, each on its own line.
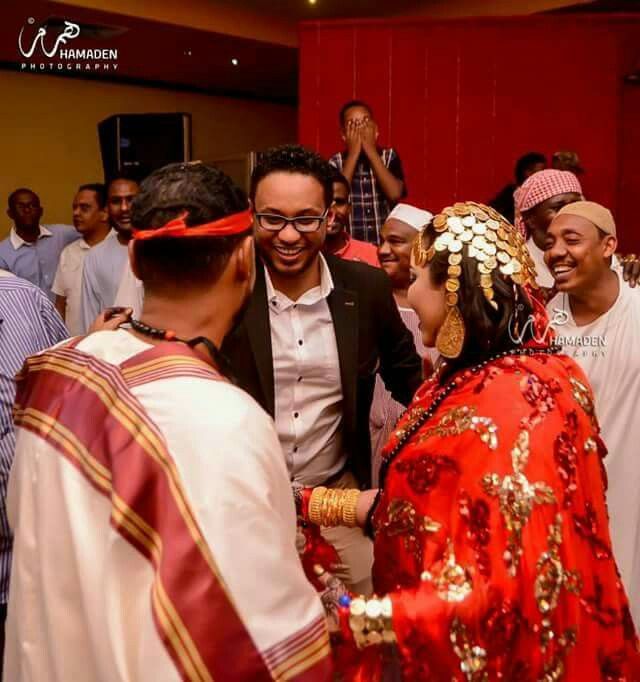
left=374, top=270, right=423, bottom=406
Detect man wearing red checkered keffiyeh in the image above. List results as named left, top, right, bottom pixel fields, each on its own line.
left=514, top=169, right=583, bottom=237
left=513, top=169, right=583, bottom=288
left=514, top=169, right=640, bottom=290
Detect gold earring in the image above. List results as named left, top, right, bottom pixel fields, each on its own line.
left=436, top=305, right=465, bottom=358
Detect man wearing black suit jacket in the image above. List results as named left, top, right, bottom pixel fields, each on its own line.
left=222, top=146, right=422, bottom=593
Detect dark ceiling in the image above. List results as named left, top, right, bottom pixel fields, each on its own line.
left=1, top=0, right=298, bottom=102
left=546, top=0, right=640, bottom=10
left=213, top=0, right=428, bottom=20
left=2, top=0, right=637, bottom=105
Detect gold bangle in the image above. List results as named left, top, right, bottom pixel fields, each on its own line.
left=309, top=488, right=362, bottom=527
left=321, top=489, right=336, bottom=526
left=308, top=487, right=328, bottom=526
left=341, top=489, right=361, bottom=528
left=329, top=490, right=344, bottom=526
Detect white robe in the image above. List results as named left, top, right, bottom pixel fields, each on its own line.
left=5, top=330, right=329, bottom=681
left=547, top=276, right=640, bottom=626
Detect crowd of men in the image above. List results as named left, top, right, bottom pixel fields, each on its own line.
left=0, top=98, right=639, bottom=678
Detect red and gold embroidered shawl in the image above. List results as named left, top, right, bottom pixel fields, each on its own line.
left=366, top=350, right=640, bottom=680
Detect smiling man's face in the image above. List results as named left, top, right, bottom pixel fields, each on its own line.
left=253, top=171, right=327, bottom=280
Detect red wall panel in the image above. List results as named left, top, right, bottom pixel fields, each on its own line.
left=299, top=15, right=640, bottom=252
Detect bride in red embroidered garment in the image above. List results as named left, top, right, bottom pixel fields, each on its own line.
left=300, top=201, right=640, bottom=680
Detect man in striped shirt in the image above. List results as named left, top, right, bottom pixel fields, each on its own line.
left=0, top=271, right=67, bottom=664
left=329, top=100, right=406, bottom=245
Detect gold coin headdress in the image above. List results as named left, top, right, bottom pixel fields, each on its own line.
left=412, top=201, right=538, bottom=358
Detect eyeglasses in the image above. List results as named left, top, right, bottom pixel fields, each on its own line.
left=254, top=210, right=329, bottom=233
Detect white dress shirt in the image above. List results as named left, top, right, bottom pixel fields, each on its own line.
left=266, top=255, right=344, bottom=486
left=51, top=238, right=92, bottom=335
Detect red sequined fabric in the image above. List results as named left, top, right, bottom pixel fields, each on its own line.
left=362, top=351, right=640, bottom=680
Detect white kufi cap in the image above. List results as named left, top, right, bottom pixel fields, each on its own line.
left=386, top=203, right=433, bottom=231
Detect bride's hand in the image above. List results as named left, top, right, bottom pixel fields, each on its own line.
left=356, top=489, right=379, bottom=528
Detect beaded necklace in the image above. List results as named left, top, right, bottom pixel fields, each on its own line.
left=129, top=317, right=232, bottom=378
left=365, top=344, right=561, bottom=537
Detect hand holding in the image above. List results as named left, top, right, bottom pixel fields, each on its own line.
left=90, top=307, right=133, bottom=333
left=356, top=489, right=379, bottom=528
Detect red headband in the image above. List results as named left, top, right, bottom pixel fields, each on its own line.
left=132, top=208, right=253, bottom=241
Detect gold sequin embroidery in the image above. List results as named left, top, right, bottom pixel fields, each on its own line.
left=421, top=542, right=473, bottom=603
left=381, top=499, right=441, bottom=564
left=534, top=515, right=580, bottom=681
left=583, top=437, right=597, bottom=455
left=416, top=405, right=498, bottom=450
left=569, top=376, right=595, bottom=418
left=482, top=430, right=556, bottom=576
left=450, top=618, right=488, bottom=681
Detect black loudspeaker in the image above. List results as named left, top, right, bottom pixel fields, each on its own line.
left=98, top=113, right=192, bottom=183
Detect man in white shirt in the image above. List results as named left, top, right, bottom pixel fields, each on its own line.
left=6, top=162, right=331, bottom=681
left=545, top=201, right=640, bottom=626
left=223, top=145, right=422, bottom=594
left=52, top=184, right=111, bottom=335
left=80, top=177, right=140, bottom=331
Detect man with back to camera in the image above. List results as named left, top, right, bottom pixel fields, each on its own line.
left=222, top=145, right=422, bottom=595
left=5, top=162, right=333, bottom=681
left=0, top=270, right=67, bottom=675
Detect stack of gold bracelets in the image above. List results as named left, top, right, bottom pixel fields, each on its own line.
left=308, top=486, right=361, bottom=528
left=345, top=595, right=396, bottom=648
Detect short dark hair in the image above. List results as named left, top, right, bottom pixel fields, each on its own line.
left=515, top=152, right=547, bottom=186
left=330, top=168, right=350, bottom=197
left=339, top=100, right=373, bottom=127
left=106, top=175, right=140, bottom=196
left=77, top=183, right=107, bottom=209
left=250, top=144, right=334, bottom=208
left=131, top=162, right=250, bottom=291
left=419, top=223, right=536, bottom=376
left=8, top=187, right=39, bottom=209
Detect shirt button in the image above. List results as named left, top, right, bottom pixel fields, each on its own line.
left=293, top=446, right=298, bottom=453
left=297, top=376, right=303, bottom=382
left=294, top=412, right=299, bottom=419
left=298, top=339, right=303, bottom=346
